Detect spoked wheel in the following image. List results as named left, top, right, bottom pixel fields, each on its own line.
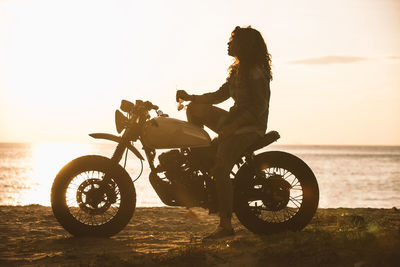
left=51, top=155, right=136, bottom=237
left=68, top=175, right=119, bottom=226
left=234, top=151, right=319, bottom=234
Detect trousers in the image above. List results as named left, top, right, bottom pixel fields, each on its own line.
left=186, top=103, right=260, bottom=219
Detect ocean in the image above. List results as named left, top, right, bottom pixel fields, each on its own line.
left=0, top=142, right=399, bottom=208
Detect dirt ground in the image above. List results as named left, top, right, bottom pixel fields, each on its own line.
left=0, top=205, right=399, bottom=266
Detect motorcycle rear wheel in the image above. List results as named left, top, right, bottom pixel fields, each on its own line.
left=234, top=151, right=319, bottom=234
left=51, top=155, right=136, bottom=237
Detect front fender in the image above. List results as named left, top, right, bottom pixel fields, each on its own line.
left=89, top=133, right=145, bottom=161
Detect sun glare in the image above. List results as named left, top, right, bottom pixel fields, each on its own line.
left=20, top=142, right=91, bottom=206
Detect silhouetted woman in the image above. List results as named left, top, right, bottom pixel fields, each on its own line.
left=176, top=26, right=272, bottom=239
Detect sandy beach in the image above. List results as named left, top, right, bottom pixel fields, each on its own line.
left=0, top=205, right=399, bottom=266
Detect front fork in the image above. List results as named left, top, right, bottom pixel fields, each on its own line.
left=97, top=129, right=133, bottom=203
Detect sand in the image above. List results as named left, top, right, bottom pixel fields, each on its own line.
left=0, top=205, right=399, bottom=266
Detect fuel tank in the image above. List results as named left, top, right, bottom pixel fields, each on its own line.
left=141, top=117, right=212, bottom=149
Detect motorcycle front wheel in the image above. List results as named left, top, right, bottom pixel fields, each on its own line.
left=234, top=151, right=319, bottom=234
left=51, top=155, right=136, bottom=237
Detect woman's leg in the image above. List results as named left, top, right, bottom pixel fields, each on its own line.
left=213, top=132, right=260, bottom=228
left=186, top=102, right=228, bottom=133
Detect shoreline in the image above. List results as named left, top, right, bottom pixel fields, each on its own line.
left=1, top=205, right=399, bottom=266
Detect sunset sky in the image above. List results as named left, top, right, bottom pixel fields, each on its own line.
left=0, top=0, right=399, bottom=145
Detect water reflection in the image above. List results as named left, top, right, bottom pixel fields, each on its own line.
left=0, top=143, right=398, bottom=208
left=20, top=143, right=91, bottom=205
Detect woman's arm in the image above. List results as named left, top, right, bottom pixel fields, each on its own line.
left=176, top=83, right=230, bottom=104
left=191, top=82, right=230, bottom=104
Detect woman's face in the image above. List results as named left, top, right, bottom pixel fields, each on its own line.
left=227, top=34, right=239, bottom=57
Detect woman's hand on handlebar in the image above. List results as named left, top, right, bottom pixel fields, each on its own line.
left=176, top=90, right=194, bottom=102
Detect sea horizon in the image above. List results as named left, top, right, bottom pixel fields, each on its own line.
left=1, top=141, right=399, bottom=146
left=1, top=143, right=399, bottom=208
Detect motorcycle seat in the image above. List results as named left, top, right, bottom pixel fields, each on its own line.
left=246, top=130, right=280, bottom=153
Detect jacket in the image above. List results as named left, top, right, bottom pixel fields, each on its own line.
left=192, top=66, right=270, bottom=136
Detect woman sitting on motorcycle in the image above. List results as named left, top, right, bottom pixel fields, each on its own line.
left=176, top=26, right=272, bottom=239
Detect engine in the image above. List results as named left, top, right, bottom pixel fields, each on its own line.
left=158, top=149, right=186, bottom=177
left=150, top=149, right=208, bottom=208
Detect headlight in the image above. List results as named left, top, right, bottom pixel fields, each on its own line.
left=115, top=110, right=128, bottom=134
left=120, top=99, right=135, bottom=113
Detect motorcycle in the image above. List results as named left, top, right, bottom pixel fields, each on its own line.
left=51, top=99, right=319, bottom=237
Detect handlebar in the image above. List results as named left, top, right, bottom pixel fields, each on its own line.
left=143, top=101, right=159, bottom=111
left=120, top=99, right=159, bottom=114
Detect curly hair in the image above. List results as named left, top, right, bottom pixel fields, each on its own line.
left=228, top=26, right=272, bottom=81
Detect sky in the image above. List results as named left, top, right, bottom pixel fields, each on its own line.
left=0, top=0, right=399, bottom=145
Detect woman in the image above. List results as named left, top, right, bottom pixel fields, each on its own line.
left=176, top=26, right=272, bottom=239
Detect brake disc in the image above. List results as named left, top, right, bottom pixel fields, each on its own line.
left=76, top=178, right=116, bottom=215
left=262, top=175, right=291, bottom=211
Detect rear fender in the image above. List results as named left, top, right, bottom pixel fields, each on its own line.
left=89, top=133, right=145, bottom=160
